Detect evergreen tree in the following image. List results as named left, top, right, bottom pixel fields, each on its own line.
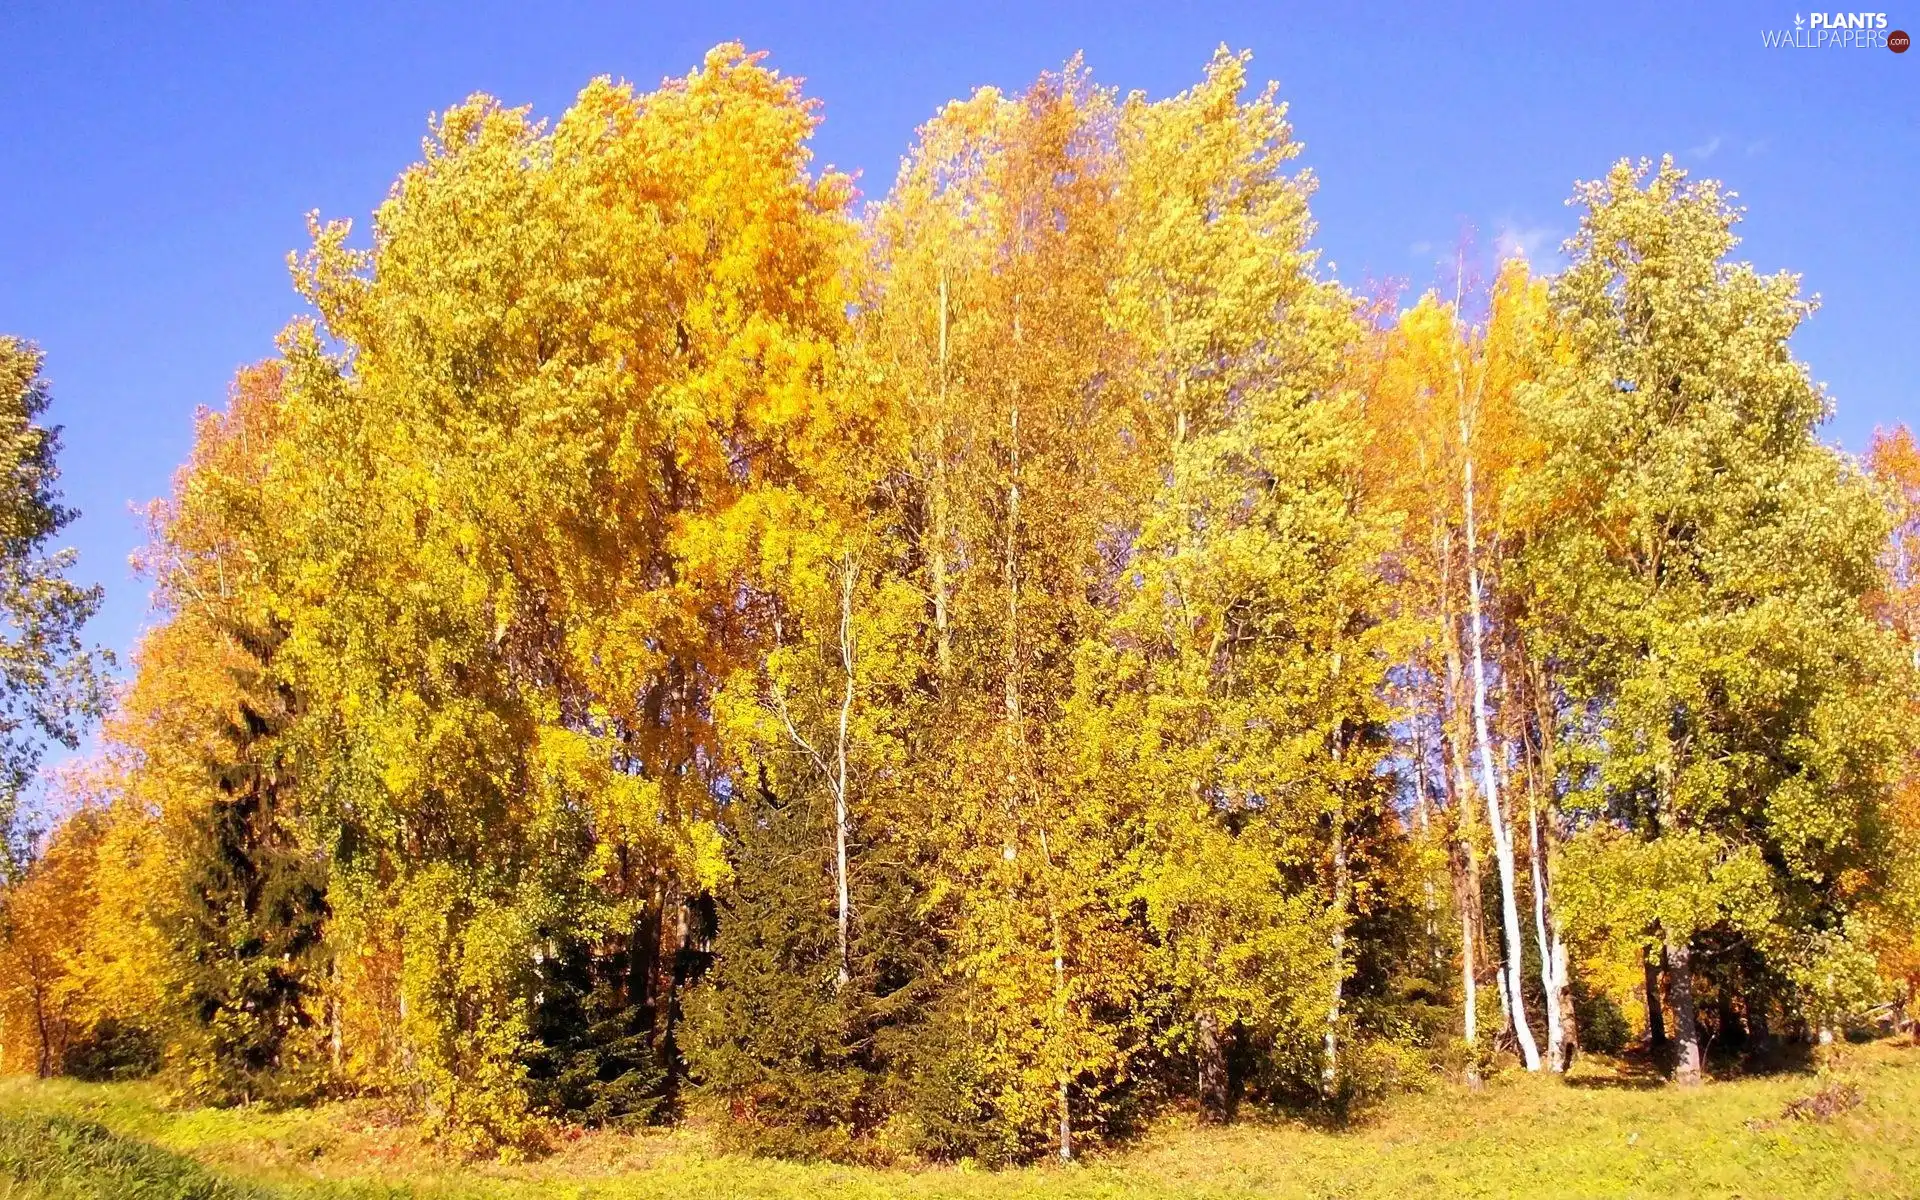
left=158, top=627, right=329, bottom=1105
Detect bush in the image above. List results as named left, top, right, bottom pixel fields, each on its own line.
left=61, top=1019, right=161, bottom=1083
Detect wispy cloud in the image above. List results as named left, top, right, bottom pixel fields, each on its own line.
left=1688, top=135, right=1724, bottom=160
left=1409, top=240, right=1434, bottom=256
left=1492, top=223, right=1553, bottom=263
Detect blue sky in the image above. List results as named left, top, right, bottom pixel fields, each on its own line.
left=1, top=0, right=1915, bottom=726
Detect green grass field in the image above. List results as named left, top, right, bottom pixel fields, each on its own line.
left=4, top=1041, right=1918, bottom=1199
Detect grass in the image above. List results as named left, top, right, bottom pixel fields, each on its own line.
left=3, top=1041, right=1918, bottom=1198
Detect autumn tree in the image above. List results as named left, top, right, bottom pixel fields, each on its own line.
left=1364, top=261, right=1569, bottom=1074
left=1866, top=427, right=1920, bottom=1026
left=1071, top=50, right=1401, bottom=1117
left=1525, top=158, right=1910, bottom=1084
left=266, top=45, right=857, bottom=1145
left=857, top=63, right=1149, bottom=1162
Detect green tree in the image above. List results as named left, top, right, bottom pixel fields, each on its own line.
left=0, top=338, right=109, bottom=879
left=1521, top=158, right=1911, bottom=1083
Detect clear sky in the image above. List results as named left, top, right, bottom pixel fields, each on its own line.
left=1, top=0, right=1915, bottom=721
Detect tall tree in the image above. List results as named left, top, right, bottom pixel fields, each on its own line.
left=1525, top=158, right=1909, bottom=1084
left=1073, top=48, right=1395, bottom=1116
left=1364, top=262, right=1555, bottom=1073
left=172, top=45, right=854, bottom=1146
left=0, top=338, right=108, bottom=879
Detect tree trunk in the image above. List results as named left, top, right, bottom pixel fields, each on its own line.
left=1323, top=805, right=1350, bottom=1100
left=1053, top=904, right=1072, bottom=1162
left=1197, top=1011, right=1230, bottom=1123
left=1058, top=1076, right=1073, bottom=1163
left=1451, top=839, right=1482, bottom=1085
left=1438, top=526, right=1483, bottom=1085
left=1526, top=662, right=1578, bottom=1072
left=1526, top=800, right=1576, bottom=1072
left=1461, top=450, right=1540, bottom=1072
left=657, top=896, right=693, bottom=1085
left=1412, top=717, right=1437, bottom=960
left=330, top=957, right=344, bottom=1072
left=1665, top=933, right=1703, bottom=1086
left=1645, top=952, right=1668, bottom=1051
left=31, top=969, right=52, bottom=1079
left=930, top=270, right=952, bottom=680
left=832, top=556, right=857, bottom=992
left=1747, top=990, right=1771, bottom=1046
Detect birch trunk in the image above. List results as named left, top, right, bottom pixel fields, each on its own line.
left=931, top=270, right=952, bottom=679
left=1412, top=710, right=1438, bottom=971
left=832, top=556, right=857, bottom=992
left=1527, top=662, right=1578, bottom=1071
left=1461, top=447, right=1541, bottom=1071
left=1438, top=525, right=1484, bottom=1082
left=1323, top=804, right=1350, bottom=1100
left=1197, top=1011, right=1230, bottom=1122
left=1003, top=344, right=1072, bottom=1163
left=1527, top=803, right=1569, bottom=1071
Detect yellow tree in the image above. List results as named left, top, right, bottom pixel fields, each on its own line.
left=102, top=361, right=333, bottom=1104
left=1075, top=49, right=1397, bottom=1116
left=865, top=62, right=1148, bottom=1162
left=0, top=806, right=107, bottom=1076
left=1365, top=260, right=1562, bottom=1072
left=1867, top=426, right=1920, bottom=1027
left=273, top=44, right=858, bottom=1145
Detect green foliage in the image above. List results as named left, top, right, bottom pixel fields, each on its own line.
left=525, top=940, right=671, bottom=1130
left=59, top=1020, right=162, bottom=1084
left=1519, top=156, right=1914, bottom=1032
left=154, top=655, right=330, bottom=1108
left=0, top=337, right=108, bottom=880
left=681, top=776, right=963, bottom=1162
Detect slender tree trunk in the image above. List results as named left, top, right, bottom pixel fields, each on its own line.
left=1748, top=990, right=1771, bottom=1046
left=1526, top=803, right=1565, bottom=1070
left=31, top=969, right=52, bottom=1079
left=1528, top=661, right=1578, bottom=1071
left=931, top=270, right=952, bottom=679
left=1412, top=708, right=1440, bottom=972
left=832, top=557, right=857, bottom=992
left=1439, top=528, right=1483, bottom=1084
left=1524, top=761, right=1575, bottom=1072
left=1457, top=869, right=1480, bottom=1067
left=1059, top=906, right=1075, bottom=1159
left=1646, top=952, right=1668, bottom=1051
left=658, top=896, right=692, bottom=1083
left=1001, top=345, right=1072, bottom=1163
left=1514, top=675, right=1564, bottom=1065
left=1462, top=449, right=1540, bottom=1071
left=330, top=958, right=344, bottom=1072
left=1665, top=933, right=1703, bottom=1085
left=1323, top=804, right=1350, bottom=1100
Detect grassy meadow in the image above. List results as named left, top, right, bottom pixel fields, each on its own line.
left=3, top=1039, right=1918, bottom=1199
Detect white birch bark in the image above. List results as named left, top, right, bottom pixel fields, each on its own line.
left=1463, top=443, right=1541, bottom=1071
left=1528, top=802, right=1566, bottom=1070
left=832, top=557, right=857, bottom=992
